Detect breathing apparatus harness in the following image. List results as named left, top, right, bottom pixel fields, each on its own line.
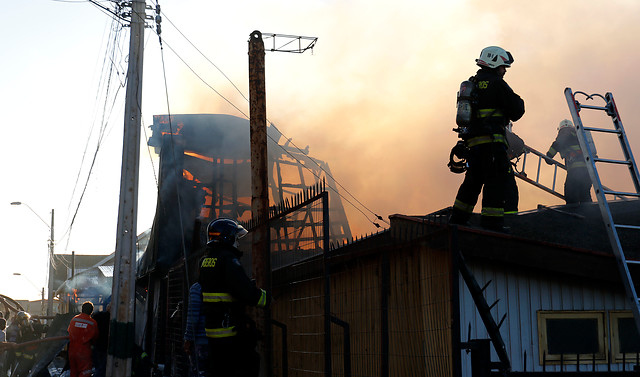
left=448, top=76, right=478, bottom=174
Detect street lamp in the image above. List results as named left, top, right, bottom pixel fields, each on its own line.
left=13, top=272, right=46, bottom=314
left=10, top=202, right=55, bottom=316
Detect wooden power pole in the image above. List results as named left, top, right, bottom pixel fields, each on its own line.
left=248, top=30, right=317, bottom=377
left=249, top=30, right=272, bottom=377
left=107, top=1, right=145, bottom=376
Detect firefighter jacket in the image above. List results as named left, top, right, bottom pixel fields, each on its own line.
left=67, top=313, right=99, bottom=353
left=547, top=127, right=586, bottom=170
left=466, top=68, right=525, bottom=147
left=198, top=244, right=269, bottom=339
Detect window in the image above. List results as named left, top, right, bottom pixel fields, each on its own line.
left=610, top=311, right=640, bottom=362
left=537, top=311, right=607, bottom=364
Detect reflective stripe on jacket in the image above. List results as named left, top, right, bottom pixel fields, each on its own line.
left=547, top=128, right=586, bottom=169
left=198, top=244, right=269, bottom=339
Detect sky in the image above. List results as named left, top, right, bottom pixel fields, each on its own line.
left=1, top=0, right=640, bottom=301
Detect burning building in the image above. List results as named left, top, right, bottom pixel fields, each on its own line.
left=135, top=114, right=354, bottom=374
left=138, top=114, right=352, bottom=276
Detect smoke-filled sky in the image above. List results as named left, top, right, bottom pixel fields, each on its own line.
left=1, top=0, right=639, bottom=301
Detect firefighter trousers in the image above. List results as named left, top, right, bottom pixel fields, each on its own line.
left=565, top=167, right=592, bottom=204
left=207, top=334, right=259, bottom=377
left=450, top=142, right=509, bottom=229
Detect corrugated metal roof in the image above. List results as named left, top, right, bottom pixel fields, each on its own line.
left=98, top=265, right=113, bottom=277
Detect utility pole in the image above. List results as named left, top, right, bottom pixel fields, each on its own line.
left=48, top=209, right=54, bottom=316
left=248, top=30, right=316, bottom=377
left=107, top=1, right=145, bottom=376
left=249, top=30, right=271, bottom=377
left=10, top=202, right=55, bottom=318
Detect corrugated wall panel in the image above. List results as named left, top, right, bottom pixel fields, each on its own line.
left=459, top=260, right=633, bottom=375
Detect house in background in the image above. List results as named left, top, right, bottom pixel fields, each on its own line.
left=54, top=230, right=150, bottom=313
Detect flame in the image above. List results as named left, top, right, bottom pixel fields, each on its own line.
left=72, top=288, right=79, bottom=303
left=183, top=169, right=195, bottom=181
left=183, top=151, right=242, bottom=165
left=183, top=169, right=204, bottom=184
left=185, top=151, right=214, bottom=162
left=158, top=119, right=184, bottom=136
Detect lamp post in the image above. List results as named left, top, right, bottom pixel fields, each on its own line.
left=13, top=272, right=46, bottom=315
left=10, top=202, right=55, bottom=317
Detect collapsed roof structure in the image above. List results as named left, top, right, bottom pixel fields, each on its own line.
left=138, top=114, right=352, bottom=277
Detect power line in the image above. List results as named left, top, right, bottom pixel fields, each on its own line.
left=62, top=2, right=128, bottom=248
left=149, top=9, right=388, bottom=229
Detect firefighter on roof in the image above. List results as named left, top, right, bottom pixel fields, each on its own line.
left=545, top=119, right=592, bottom=204
left=449, top=46, right=525, bottom=231
left=198, top=218, right=270, bottom=377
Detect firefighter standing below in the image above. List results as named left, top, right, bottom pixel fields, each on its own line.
left=449, top=46, right=525, bottom=231
left=12, top=311, right=40, bottom=376
left=68, top=301, right=99, bottom=377
left=199, top=218, right=270, bottom=377
left=545, top=119, right=592, bottom=204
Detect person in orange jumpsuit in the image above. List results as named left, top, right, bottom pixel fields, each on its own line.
left=68, top=301, right=99, bottom=377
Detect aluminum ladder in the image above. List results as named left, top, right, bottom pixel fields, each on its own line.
left=565, top=88, right=640, bottom=332
left=513, top=145, right=566, bottom=201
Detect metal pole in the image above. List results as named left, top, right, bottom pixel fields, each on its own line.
left=107, top=1, right=144, bottom=376
left=249, top=30, right=272, bottom=377
left=47, top=209, right=54, bottom=317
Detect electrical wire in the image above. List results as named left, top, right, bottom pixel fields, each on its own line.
left=61, top=11, right=128, bottom=248
left=154, top=0, right=191, bottom=289
left=159, top=12, right=249, bottom=104
left=150, top=12, right=387, bottom=228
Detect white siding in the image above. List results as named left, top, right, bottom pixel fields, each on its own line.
left=459, top=260, right=634, bottom=375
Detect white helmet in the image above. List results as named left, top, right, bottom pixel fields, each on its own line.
left=557, top=119, right=574, bottom=131
left=476, top=46, right=514, bottom=69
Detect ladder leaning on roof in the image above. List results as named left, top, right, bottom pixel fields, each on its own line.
left=565, top=88, right=640, bottom=332
left=513, top=144, right=566, bottom=201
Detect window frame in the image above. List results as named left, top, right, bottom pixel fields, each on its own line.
left=609, top=310, right=640, bottom=362
left=537, top=310, right=608, bottom=365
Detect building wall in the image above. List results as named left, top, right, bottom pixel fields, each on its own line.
left=271, top=239, right=455, bottom=377
left=459, top=259, right=633, bottom=374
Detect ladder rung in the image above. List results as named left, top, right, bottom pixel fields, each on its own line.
left=580, top=104, right=609, bottom=111
left=626, top=260, right=640, bottom=265
left=615, top=224, right=640, bottom=231
left=583, top=126, right=620, bottom=134
left=603, top=189, right=640, bottom=197
left=594, top=157, right=632, bottom=165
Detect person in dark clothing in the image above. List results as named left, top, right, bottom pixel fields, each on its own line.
left=91, top=298, right=111, bottom=377
left=183, top=281, right=209, bottom=377
left=199, top=218, right=270, bottom=377
left=12, top=311, right=40, bottom=377
left=449, top=45, right=525, bottom=231
left=545, top=119, right=592, bottom=204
